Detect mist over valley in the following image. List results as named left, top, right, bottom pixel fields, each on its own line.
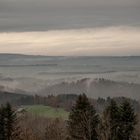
left=0, top=54, right=140, bottom=99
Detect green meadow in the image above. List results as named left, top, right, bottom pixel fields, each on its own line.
left=25, top=105, right=69, bottom=119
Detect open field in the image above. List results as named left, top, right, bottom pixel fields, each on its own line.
left=25, top=105, right=69, bottom=119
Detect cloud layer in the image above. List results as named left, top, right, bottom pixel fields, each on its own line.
left=0, top=0, right=140, bottom=32
left=0, top=26, right=140, bottom=56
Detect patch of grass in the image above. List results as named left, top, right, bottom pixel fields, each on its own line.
left=25, top=105, right=69, bottom=119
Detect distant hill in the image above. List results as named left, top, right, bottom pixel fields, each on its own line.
left=0, top=53, right=63, bottom=66
left=0, top=53, right=140, bottom=61
left=0, top=53, right=47, bottom=58
left=39, top=78, right=140, bottom=99
left=0, top=53, right=140, bottom=67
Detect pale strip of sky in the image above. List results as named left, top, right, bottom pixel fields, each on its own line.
left=0, top=27, right=140, bottom=56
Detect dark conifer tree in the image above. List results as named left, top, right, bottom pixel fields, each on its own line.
left=104, top=99, right=138, bottom=140
left=119, top=100, right=137, bottom=140
left=0, top=103, right=22, bottom=140
left=105, top=99, right=120, bottom=140
left=0, top=105, right=6, bottom=140
left=4, top=103, right=15, bottom=140
left=68, top=94, right=99, bottom=140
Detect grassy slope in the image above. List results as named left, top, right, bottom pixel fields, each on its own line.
left=25, top=105, right=69, bottom=119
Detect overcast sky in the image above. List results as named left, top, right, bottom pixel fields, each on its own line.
left=0, top=0, right=140, bottom=56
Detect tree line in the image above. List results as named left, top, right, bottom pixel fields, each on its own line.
left=0, top=94, right=138, bottom=140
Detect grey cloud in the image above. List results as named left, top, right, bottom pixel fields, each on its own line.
left=0, top=0, right=140, bottom=32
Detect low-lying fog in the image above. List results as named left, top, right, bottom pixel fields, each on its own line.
left=0, top=54, right=140, bottom=99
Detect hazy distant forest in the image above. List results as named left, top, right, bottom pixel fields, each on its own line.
left=0, top=92, right=140, bottom=140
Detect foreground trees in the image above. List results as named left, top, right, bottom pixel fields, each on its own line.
left=0, top=105, right=6, bottom=140
left=0, top=103, right=22, bottom=140
left=68, top=94, right=99, bottom=140
left=67, top=94, right=137, bottom=140
left=101, top=99, right=137, bottom=140
left=0, top=95, right=138, bottom=140
left=45, top=118, right=66, bottom=140
left=119, top=100, right=137, bottom=140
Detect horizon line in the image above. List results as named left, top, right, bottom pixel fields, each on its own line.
left=0, top=53, right=140, bottom=57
